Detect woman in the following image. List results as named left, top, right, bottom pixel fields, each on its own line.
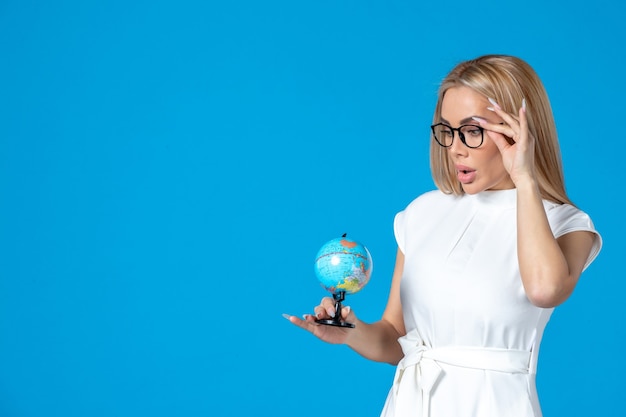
left=284, top=54, right=602, bottom=417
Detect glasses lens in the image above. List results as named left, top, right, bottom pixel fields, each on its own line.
left=460, top=125, right=483, bottom=148
left=433, top=124, right=453, bottom=147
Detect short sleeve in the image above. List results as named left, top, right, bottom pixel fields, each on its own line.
left=394, top=209, right=407, bottom=254
left=546, top=203, right=602, bottom=271
left=392, top=191, right=446, bottom=256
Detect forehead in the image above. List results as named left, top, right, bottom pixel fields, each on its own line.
left=440, top=86, right=489, bottom=121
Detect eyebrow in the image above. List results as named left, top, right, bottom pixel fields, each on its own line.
left=439, top=116, right=483, bottom=126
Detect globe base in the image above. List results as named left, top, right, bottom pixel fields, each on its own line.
left=315, top=318, right=355, bottom=328
left=314, top=290, right=355, bottom=328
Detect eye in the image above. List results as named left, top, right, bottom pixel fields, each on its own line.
left=463, top=126, right=482, bottom=137
left=437, top=125, right=453, bottom=136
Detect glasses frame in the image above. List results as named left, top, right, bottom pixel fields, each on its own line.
left=430, top=123, right=485, bottom=149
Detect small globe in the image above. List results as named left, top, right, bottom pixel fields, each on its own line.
left=314, top=236, right=373, bottom=295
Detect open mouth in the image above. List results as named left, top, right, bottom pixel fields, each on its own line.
left=456, top=166, right=476, bottom=184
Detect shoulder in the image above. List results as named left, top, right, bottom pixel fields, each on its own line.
left=544, top=201, right=603, bottom=268
left=394, top=190, right=458, bottom=239
left=543, top=202, right=598, bottom=237
left=401, top=189, right=458, bottom=214
left=392, top=191, right=432, bottom=253
left=395, top=189, right=468, bottom=228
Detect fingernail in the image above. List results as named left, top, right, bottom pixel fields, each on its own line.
left=471, top=116, right=487, bottom=124
left=302, top=314, right=311, bottom=320
left=522, top=98, right=526, bottom=112
left=282, top=313, right=291, bottom=320
left=487, top=107, right=495, bottom=112
left=343, top=305, right=351, bottom=315
left=488, top=97, right=501, bottom=109
left=326, top=308, right=335, bottom=318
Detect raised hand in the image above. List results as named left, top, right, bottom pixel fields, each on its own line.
left=472, top=98, right=537, bottom=186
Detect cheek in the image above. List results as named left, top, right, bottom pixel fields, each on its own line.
left=479, top=146, right=507, bottom=174
left=486, top=150, right=505, bottom=168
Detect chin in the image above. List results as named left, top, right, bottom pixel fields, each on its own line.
left=461, top=178, right=515, bottom=194
left=460, top=183, right=484, bottom=195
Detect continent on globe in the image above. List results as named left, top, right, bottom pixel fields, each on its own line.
left=312, top=234, right=373, bottom=328
left=314, top=235, right=373, bottom=295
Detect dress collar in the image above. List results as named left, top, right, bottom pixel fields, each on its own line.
left=469, top=188, right=517, bottom=209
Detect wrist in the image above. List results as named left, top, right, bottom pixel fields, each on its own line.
left=513, top=174, right=539, bottom=193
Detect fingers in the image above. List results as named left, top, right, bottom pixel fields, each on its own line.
left=471, top=116, right=512, bottom=152
left=473, top=97, right=527, bottom=146
left=282, top=313, right=320, bottom=334
left=497, top=97, right=531, bottom=151
left=282, top=312, right=318, bottom=325
left=283, top=296, right=354, bottom=327
left=485, top=129, right=513, bottom=154
left=487, top=97, right=526, bottom=132
left=318, top=297, right=354, bottom=321
left=283, top=297, right=336, bottom=330
left=518, top=99, right=529, bottom=146
left=316, top=296, right=337, bottom=320
left=488, top=97, right=520, bottom=121
left=284, top=299, right=358, bottom=347
left=341, top=305, right=352, bottom=320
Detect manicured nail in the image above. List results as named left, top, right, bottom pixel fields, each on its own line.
left=522, top=98, right=526, bottom=112
left=472, top=116, right=487, bottom=124
left=302, top=314, right=311, bottom=320
left=282, top=313, right=291, bottom=320
left=326, top=308, right=335, bottom=318
left=343, top=306, right=351, bottom=315
left=488, top=98, right=501, bottom=110
left=487, top=107, right=495, bottom=112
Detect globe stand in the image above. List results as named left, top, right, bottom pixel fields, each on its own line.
left=315, top=291, right=355, bottom=328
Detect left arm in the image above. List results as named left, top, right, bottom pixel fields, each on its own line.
left=476, top=99, right=596, bottom=308
left=515, top=175, right=596, bottom=307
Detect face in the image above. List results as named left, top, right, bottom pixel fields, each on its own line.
left=439, top=86, right=515, bottom=194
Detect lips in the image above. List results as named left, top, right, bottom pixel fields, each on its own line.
left=456, top=165, right=476, bottom=184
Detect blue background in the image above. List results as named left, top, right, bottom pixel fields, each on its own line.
left=0, top=1, right=623, bottom=416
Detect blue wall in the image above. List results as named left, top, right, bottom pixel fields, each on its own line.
left=0, top=1, right=622, bottom=416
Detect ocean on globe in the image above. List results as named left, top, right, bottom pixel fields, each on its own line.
left=314, top=236, right=373, bottom=295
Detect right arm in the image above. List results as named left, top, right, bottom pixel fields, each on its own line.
left=285, top=248, right=406, bottom=365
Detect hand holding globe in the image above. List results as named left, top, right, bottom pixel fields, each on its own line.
left=313, top=234, right=373, bottom=328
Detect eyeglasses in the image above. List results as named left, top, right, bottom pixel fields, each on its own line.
left=430, top=123, right=485, bottom=149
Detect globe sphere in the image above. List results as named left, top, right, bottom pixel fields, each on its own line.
left=314, top=236, right=373, bottom=295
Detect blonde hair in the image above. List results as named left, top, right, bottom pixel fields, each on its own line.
left=430, top=54, right=571, bottom=205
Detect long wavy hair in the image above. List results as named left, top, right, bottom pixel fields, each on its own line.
left=430, top=54, right=571, bottom=205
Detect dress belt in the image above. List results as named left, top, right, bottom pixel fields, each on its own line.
left=391, top=330, right=531, bottom=417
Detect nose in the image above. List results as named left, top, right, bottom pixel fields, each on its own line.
left=448, top=131, right=467, bottom=154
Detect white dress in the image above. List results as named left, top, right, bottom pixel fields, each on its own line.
left=380, top=189, right=602, bottom=417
